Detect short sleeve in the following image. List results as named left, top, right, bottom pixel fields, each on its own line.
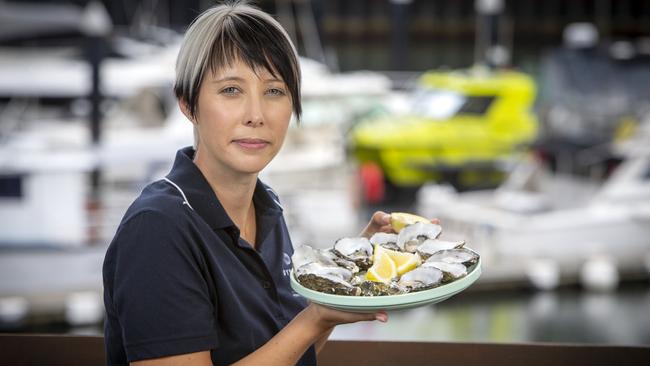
left=105, top=210, right=218, bottom=362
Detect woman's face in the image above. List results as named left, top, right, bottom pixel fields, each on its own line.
left=190, top=59, right=293, bottom=176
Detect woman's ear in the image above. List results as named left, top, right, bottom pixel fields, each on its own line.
left=178, top=99, right=196, bottom=124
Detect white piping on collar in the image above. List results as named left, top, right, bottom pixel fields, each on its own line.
left=265, top=187, right=283, bottom=210
left=163, top=177, right=195, bottom=211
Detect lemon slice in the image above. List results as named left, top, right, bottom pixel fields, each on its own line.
left=373, top=244, right=420, bottom=275
left=390, top=212, right=429, bottom=233
left=372, top=243, right=386, bottom=262
left=365, top=251, right=397, bottom=284
left=385, top=249, right=421, bottom=275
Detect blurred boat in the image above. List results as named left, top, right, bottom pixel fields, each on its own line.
left=349, top=67, right=538, bottom=206
left=416, top=120, right=650, bottom=290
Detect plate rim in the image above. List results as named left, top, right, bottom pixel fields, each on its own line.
left=290, top=258, right=481, bottom=309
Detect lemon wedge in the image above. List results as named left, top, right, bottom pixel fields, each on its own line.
left=384, top=249, right=421, bottom=275
left=390, top=212, right=429, bottom=233
left=365, top=250, right=397, bottom=284
left=372, top=243, right=386, bottom=262
left=373, top=244, right=420, bottom=274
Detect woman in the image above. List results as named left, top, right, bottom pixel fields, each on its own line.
left=103, top=2, right=393, bottom=365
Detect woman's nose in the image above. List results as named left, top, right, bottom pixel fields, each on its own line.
left=244, top=95, right=264, bottom=127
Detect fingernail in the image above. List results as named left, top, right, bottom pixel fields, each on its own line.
left=375, top=313, right=388, bottom=322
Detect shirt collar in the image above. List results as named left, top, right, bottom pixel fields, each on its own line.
left=165, top=147, right=283, bottom=232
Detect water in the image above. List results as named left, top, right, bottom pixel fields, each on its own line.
left=6, top=282, right=649, bottom=347
left=332, top=282, right=650, bottom=345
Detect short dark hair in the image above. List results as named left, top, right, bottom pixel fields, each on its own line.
left=174, top=1, right=301, bottom=121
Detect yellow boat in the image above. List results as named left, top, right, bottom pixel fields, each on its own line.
left=350, top=68, right=538, bottom=203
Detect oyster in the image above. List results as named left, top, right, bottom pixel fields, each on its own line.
left=292, top=244, right=338, bottom=269
left=397, top=266, right=443, bottom=292
left=425, top=248, right=479, bottom=267
left=350, top=273, right=366, bottom=286
left=322, top=248, right=360, bottom=273
left=350, top=273, right=400, bottom=296
left=416, top=239, right=465, bottom=260
left=369, top=232, right=400, bottom=251
left=292, top=244, right=360, bottom=274
left=358, top=280, right=402, bottom=296
left=422, top=261, right=467, bottom=282
left=397, top=222, right=442, bottom=252
left=295, top=262, right=361, bottom=296
left=333, top=237, right=374, bottom=270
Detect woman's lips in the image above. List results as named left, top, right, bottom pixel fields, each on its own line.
left=233, top=138, right=269, bottom=150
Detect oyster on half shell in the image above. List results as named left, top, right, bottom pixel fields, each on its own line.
left=397, top=222, right=442, bottom=252
left=358, top=280, right=402, bottom=296
left=425, top=248, right=479, bottom=267
left=422, top=261, right=468, bottom=282
left=322, top=248, right=360, bottom=273
left=333, top=237, right=373, bottom=270
left=397, top=266, right=443, bottom=293
left=292, top=244, right=338, bottom=269
left=295, top=262, right=360, bottom=296
left=416, top=239, right=465, bottom=260
left=369, top=232, right=400, bottom=252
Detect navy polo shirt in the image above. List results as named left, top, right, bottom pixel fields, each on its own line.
left=103, top=147, right=316, bottom=366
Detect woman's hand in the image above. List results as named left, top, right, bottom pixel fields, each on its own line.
left=359, top=211, right=393, bottom=238
left=360, top=211, right=441, bottom=238
left=304, top=302, right=388, bottom=334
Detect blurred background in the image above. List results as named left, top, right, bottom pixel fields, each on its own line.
left=1, top=0, right=649, bottom=346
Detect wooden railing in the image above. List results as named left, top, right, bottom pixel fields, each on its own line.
left=1, top=334, right=649, bottom=365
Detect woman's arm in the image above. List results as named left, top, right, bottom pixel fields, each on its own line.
left=232, top=303, right=386, bottom=365
left=314, top=329, right=333, bottom=354
left=132, top=303, right=386, bottom=366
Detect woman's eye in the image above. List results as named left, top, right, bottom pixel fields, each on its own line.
left=267, top=88, right=286, bottom=96
left=221, top=86, right=240, bottom=95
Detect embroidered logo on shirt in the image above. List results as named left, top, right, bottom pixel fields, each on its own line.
left=282, top=253, right=292, bottom=277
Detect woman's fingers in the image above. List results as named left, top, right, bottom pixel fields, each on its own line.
left=343, top=310, right=387, bottom=323
left=361, top=211, right=440, bottom=237
left=336, top=309, right=387, bottom=324
left=372, top=211, right=391, bottom=226
left=360, top=211, right=390, bottom=237
left=378, top=224, right=393, bottom=233
left=374, top=311, right=388, bottom=322
left=310, top=303, right=388, bottom=328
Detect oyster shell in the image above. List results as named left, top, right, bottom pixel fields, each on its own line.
left=333, top=237, right=373, bottom=270
left=292, top=244, right=338, bottom=269
left=397, top=266, right=443, bottom=292
left=425, top=248, right=479, bottom=267
left=358, top=280, right=402, bottom=296
left=416, top=239, right=465, bottom=260
left=350, top=273, right=365, bottom=286
left=422, top=261, right=467, bottom=282
left=369, top=232, right=400, bottom=251
left=397, top=222, right=442, bottom=252
left=322, top=248, right=360, bottom=273
left=292, top=244, right=360, bottom=274
left=295, top=262, right=361, bottom=296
